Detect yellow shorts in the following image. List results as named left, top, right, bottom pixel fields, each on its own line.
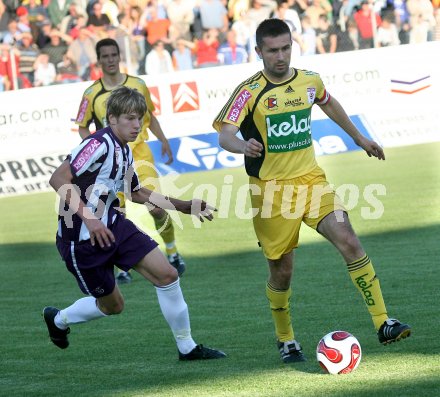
left=250, top=166, right=345, bottom=260
left=118, top=142, right=161, bottom=208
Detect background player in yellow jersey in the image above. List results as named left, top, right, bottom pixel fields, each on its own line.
left=213, top=18, right=411, bottom=363
left=76, top=38, right=185, bottom=283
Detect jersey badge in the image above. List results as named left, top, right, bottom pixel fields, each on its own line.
left=307, top=87, right=316, bottom=104
left=264, top=95, right=278, bottom=110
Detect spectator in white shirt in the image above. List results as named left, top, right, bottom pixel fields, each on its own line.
left=34, top=53, right=56, bottom=86
left=145, top=40, right=174, bottom=75
left=376, top=16, right=400, bottom=46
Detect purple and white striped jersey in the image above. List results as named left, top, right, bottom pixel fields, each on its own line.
left=57, top=127, right=140, bottom=242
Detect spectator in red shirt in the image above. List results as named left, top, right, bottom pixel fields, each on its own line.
left=0, top=43, right=32, bottom=89
left=194, top=28, right=219, bottom=68
left=354, top=0, right=382, bottom=49
left=145, top=6, right=171, bottom=55
left=67, top=15, right=87, bottom=40
left=0, top=45, right=11, bottom=91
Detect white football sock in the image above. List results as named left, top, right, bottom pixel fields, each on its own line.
left=155, top=279, right=197, bottom=354
left=55, top=296, right=107, bottom=329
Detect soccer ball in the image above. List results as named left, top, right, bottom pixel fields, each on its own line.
left=316, top=331, right=362, bottom=374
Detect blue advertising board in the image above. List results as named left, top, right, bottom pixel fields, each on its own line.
left=149, top=115, right=372, bottom=175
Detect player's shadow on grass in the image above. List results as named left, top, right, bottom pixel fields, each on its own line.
left=178, top=223, right=439, bottom=376
left=2, top=223, right=439, bottom=395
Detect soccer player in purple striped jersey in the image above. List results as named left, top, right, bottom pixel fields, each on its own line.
left=43, top=86, right=226, bottom=361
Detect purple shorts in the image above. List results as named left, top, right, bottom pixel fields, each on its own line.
left=56, top=216, right=158, bottom=297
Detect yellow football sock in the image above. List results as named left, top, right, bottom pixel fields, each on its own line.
left=266, top=283, right=294, bottom=342
left=153, top=212, right=177, bottom=255
left=347, top=255, right=388, bottom=330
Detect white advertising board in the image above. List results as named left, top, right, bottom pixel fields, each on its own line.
left=0, top=42, right=439, bottom=197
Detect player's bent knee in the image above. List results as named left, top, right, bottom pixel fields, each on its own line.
left=275, top=273, right=292, bottom=289
left=268, top=261, right=293, bottom=288
left=155, top=266, right=178, bottom=287
left=338, top=232, right=363, bottom=259
left=344, top=232, right=361, bottom=249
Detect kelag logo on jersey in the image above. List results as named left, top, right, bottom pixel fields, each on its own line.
left=149, top=115, right=374, bottom=175
left=266, top=109, right=312, bottom=153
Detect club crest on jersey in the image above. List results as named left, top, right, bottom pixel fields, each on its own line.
left=307, top=88, right=316, bottom=104
left=264, top=95, right=278, bottom=110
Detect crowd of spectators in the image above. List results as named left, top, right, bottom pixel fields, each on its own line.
left=0, top=0, right=439, bottom=91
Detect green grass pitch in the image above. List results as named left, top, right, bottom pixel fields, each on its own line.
left=0, top=142, right=439, bottom=397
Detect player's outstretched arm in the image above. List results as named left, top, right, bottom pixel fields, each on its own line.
left=130, top=188, right=216, bottom=222
left=319, top=96, right=385, bottom=160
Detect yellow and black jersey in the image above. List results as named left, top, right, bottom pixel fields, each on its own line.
left=75, top=74, right=155, bottom=147
left=213, top=68, right=330, bottom=180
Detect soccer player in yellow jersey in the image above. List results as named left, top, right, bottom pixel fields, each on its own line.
left=76, top=38, right=185, bottom=283
left=213, top=19, right=411, bottom=363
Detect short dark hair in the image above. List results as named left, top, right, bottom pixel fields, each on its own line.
left=106, top=86, right=147, bottom=123
left=96, top=38, right=120, bottom=59
left=256, top=18, right=291, bottom=48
